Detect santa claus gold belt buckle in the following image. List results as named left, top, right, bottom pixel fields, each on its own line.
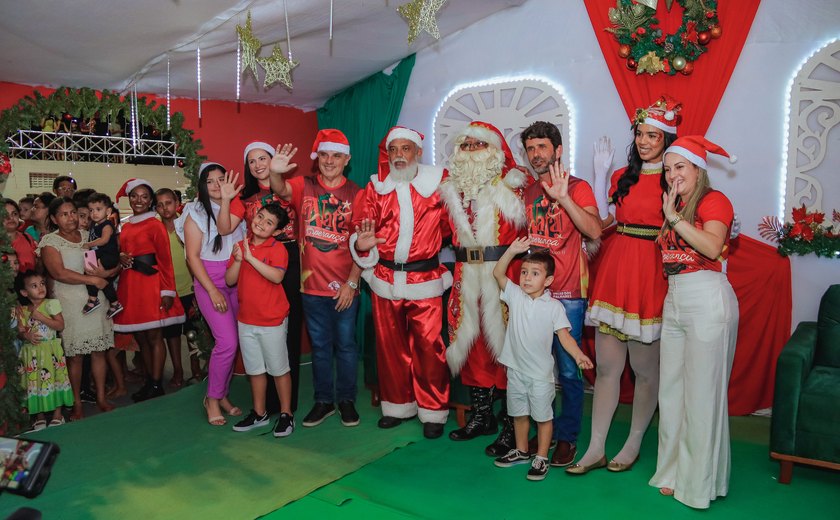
left=466, top=247, right=484, bottom=264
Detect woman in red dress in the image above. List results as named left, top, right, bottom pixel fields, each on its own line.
left=112, top=179, right=185, bottom=402
left=567, top=96, right=681, bottom=475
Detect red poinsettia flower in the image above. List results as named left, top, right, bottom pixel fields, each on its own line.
left=682, top=21, right=699, bottom=44
left=792, top=205, right=809, bottom=223
left=808, top=211, right=825, bottom=225
left=790, top=222, right=814, bottom=241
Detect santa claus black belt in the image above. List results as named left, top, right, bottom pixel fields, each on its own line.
left=378, top=257, right=440, bottom=272
left=131, top=253, right=159, bottom=275
left=615, top=222, right=660, bottom=241
left=454, top=245, right=508, bottom=264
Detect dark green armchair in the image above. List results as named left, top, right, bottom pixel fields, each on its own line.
left=770, top=284, right=840, bottom=483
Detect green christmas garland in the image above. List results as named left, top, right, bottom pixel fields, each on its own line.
left=607, top=0, right=721, bottom=76
left=0, top=229, right=26, bottom=436
left=0, top=86, right=205, bottom=198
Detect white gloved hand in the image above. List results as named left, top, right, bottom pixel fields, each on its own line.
left=593, top=136, right=614, bottom=219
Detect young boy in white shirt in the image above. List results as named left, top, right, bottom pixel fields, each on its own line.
left=492, top=237, right=594, bottom=480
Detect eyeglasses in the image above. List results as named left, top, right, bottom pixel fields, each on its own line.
left=459, top=140, right=488, bottom=151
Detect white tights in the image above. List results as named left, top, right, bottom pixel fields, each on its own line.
left=576, top=331, right=660, bottom=466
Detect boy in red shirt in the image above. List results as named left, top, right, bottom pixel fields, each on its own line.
left=225, top=203, right=294, bottom=437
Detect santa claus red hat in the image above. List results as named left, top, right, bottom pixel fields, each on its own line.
left=243, top=141, right=275, bottom=162
left=115, top=178, right=154, bottom=203
left=310, top=129, right=350, bottom=160
left=664, top=135, right=736, bottom=170
left=632, top=94, right=683, bottom=134
left=458, top=121, right=520, bottom=176
left=377, top=126, right=425, bottom=181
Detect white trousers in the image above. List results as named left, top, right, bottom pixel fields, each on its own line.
left=649, top=270, right=738, bottom=509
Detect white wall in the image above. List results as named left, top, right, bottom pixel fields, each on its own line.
left=398, top=0, right=840, bottom=329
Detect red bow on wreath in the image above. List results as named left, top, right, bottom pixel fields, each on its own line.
left=0, top=153, right=11, bottom=175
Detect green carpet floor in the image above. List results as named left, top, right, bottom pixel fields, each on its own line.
left=3, top=375, right=838, bottom=519
left=1, top=374, right=415, bottom=519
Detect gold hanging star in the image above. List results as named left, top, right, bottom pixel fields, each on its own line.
left=258, top=45, right=299, bottom=90
left=397, top=0, right=447, bottom=45
left=236, top=11, right=262, bottom=80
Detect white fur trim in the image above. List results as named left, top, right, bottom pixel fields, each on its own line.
left=394, top=183, right=414, bottom=263
left=311, top=141, right=350, bottom=160
left=445, top=262, right=506, bottom=374
left=381, top=400, right=418, bottom=419
left=386, top=128, right=423, bottom=149
left=439, top=174, right=526, bottom=248
left=127, top=211, right=158, bottom=224
left=502, top=167, right=528, bottom=190
left=418, top=407, right=449, bottom=424
left=461, top=125, right=502, bottom=150
left=362, top=269, right=452, bottom=301
left=349, top=233, right=379, bottom=269
left=643, top=117, right=678, bottom=134
left=161, top=290, right=177, bottom=297
left=586, top=305, right=662, bottom=343
left=664, top=146, right=706, bottom=169
left=113, top=314, right=186, bottom=333
left=243, top=142, right=274, bottom=162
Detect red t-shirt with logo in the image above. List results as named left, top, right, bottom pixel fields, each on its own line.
left=287, top=175, right=363, bottom=296
left=658, top=190, right=733, bottom=276
left=230, top=186, right=297, bottom=241
left=228, top=238, right=289, bottom=326
left=524, top=176, right=597, bottom=300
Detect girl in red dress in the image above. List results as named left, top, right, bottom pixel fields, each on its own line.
left=568, top=96, right=681, bottom=475
left=112, top=179, right=185, bottom=402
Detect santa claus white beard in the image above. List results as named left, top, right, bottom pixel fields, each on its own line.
left=388, top=160, right=419, bottom=183
left=449, top=147, right=505, bottom=202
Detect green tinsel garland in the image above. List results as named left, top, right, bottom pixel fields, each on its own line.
left=0, top=208, right=27, bottom=436
left=778, top=231, right=840, bottom=259
left=0, top=86, right=205, bottom=198
left=607, top=0, right=720, bottom=76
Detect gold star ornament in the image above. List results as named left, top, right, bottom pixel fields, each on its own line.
left=236, top=11, right=262, bottom=80
left=259, top=45, right=299, bottom=90
left=398, top=0, right=447, bottom=45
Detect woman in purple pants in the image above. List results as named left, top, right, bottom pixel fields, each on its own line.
left=177, top=163, right=247, bottom=425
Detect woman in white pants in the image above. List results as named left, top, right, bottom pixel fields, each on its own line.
left=649, top=136, right=738, bottom=509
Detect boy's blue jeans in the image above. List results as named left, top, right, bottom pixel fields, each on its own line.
left=552, top=298, right=586, bottom=443
left=301, top=294, right=360, bottom=403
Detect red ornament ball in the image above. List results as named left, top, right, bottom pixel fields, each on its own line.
left=636, top=27, right=646, bottom=35
left=680, top=61, right=694, bottom=75
left=618, top=44, right=631, bottom=58
left=706, top=10, right=715, bottom=19
left=626, top=57, right=638, bottom=71
left=698, top=31, right=711, bottom=46
left=177, top=159, right=185, bottom=168
left=62, top=113, right=72, bottom=122
left=710, top=25, right=723, bottom=39
left=1, top=254, right=7, bottom=263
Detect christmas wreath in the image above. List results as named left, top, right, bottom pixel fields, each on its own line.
left=606, top=0, right=721, bottom=76
left=759, top=207, right=840, bottom=259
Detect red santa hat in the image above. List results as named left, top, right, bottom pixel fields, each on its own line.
left=243, top=141, right=275, bottom=162
left=115, top=178, right=154, bottom=203
left=632, top=94, right=683, bottom=135
left=310, top=129, right=351, bottom=160
left=664, top=135, right=736, bottom=170
left=377, top=126, right=425, bottom=181
left=457, top=121, right=520, bottom=177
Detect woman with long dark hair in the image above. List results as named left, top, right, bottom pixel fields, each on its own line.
left=216, top=142, right=303, bottom=414
left=112, top=179, right=185, bottom=402
left=567, top=96, right=681, bottom=475
left=177, top=163, right=246, bottom=425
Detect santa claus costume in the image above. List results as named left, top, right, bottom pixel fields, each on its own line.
left=438, top=121, right=530, bottom=455
left=351, top=127, right=452, bottom=438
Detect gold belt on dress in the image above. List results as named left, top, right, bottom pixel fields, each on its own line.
left=615, top=222, right=660, bottom=241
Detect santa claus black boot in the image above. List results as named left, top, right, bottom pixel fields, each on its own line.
left=485, top=411, right=515, bottom=457
left=449, top=386, right=497, bottom=441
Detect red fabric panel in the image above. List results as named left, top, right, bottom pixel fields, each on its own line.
left=583, top=0, right=761, bottom=134
left=726, top=234, right=792, bottom=415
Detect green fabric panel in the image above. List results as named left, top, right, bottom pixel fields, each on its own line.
left=770, top=322, right=818, bottom=454
left=816, top=284, right=840, bottom=368
left=795, top=431, right=840, bottom=465
left=315, top=54, right=416, bottom=379
left=798, top=366, right=840, bottom=438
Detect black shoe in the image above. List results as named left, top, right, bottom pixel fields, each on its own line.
left=79, top=388, right=97, bottom=404
left=527, top=456, right=549, bottom=481
left=423, top=423, right=444, bottom=439
left=232, top=410, right=270, bottom=432
left=302, top=402, right=335, bottom=427
left=449, top=386, right=497, bottom=441
left=338, top=400, right=360, bottom=427
left=378, top=415, right=415, bottom=429
left=494, top=449, right=531, bottom=468
left=131, top=381, right=152, bottom=402
left=485, top=414, right=515, bottom=457
left=147, top=383, right=165, bottom=400
left=273, top=413, right=295, bottom=437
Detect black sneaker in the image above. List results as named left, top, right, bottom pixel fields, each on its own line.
left=79, top=388, right=97, bottom=404
left=232, top=410, right=270, bottom=432
left=273, top=413, right=294, bottom=437
left=338, top=400, right=360, bottom=427
left=302, top=402, right=335, bottom=427
left=527, top=456, right=549, bottom=481
left=494, top=449, right=531, bottom=468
